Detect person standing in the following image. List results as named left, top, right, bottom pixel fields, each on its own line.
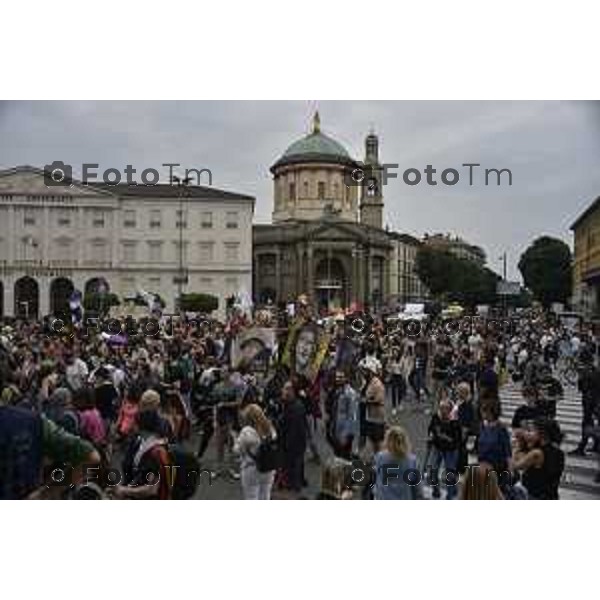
left=235, top=404, right=277, bottom=500
left=373, top=426, right=422, bottom=500
left=427, top=399, right=462, bottom=499
left=332, top=371, right=359, bottom=459
left=360, top=361, right=386, bottom=455
left=571, top=351, right=600, bottom=456
left=279, top=380, right=307, bottom=495
left=386, top=347, right=406, bottom=414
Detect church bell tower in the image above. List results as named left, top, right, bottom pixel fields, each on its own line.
left=359, top=129, right=384, bottom=229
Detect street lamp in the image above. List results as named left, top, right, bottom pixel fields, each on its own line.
left=498, top=252, right=508, bottom=315
left=172, top=175, right=192, bottom=311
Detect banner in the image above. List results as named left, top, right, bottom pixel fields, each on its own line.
left=231, top=327, right=276, bottom=371
left=281, top=318, right=330, bottom=382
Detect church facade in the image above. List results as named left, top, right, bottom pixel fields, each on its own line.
left=253, top=114, right=428, bottom=311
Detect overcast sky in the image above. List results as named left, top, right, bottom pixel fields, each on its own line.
left=1, top=100, right=599, bottom=280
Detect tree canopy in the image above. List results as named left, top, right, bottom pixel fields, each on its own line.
left=179, top=292, right=219, bottom=314
left=415, top=246, right=500, bottom=307
left=517, top=236, right=572, bottom=307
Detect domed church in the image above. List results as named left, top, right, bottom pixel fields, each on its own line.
left=253, top=112, right=426, bottom=311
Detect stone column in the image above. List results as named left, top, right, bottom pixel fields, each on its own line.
left=274, top=249, right=281, bottom=302
left=39, top=276, right=50, bottom=317
left=307, top=245, right=314, bottom=301
left=296, top=246, right=304, bottom=297
left=42, top=206, right=50, bottom=264
left=365, top=247, right=371, bottom=308
left=351, top=247, right=358, bottom=305
left=4, top=275, right=14, bottom=317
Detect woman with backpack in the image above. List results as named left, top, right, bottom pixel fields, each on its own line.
left=235, top=403, right=278, bottom=500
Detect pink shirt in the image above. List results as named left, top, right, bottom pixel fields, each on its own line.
left=79, top=408, right=106, bottom=445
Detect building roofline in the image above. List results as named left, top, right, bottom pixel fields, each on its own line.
left=570, top=195, right=600, bottom=231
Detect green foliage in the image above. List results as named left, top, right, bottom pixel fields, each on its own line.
left=517, top=236, right=572, bottom=307
left=131, top=293, right=166, bottom=309
left=83, top=292, right=120, bottom=313
left=179, top=292, right=219, bottom=313
left=415, top=246, right=500, bottom=307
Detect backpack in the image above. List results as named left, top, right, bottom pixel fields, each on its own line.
left=130, top=437, right=201, bottom=499
left=168, top=444, right=201, bottom=499
left=251, top=434, right=281, bottom=473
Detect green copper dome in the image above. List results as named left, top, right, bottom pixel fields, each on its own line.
left=271, top=112, right=357, bottom=171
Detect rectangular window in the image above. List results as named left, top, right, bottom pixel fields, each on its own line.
left=90, top=240, right=108, bottom=262
left=201, top=211, right=213, bottom=228
left=289, top=183, right=296, bottom=201
left=122, top=241, right=137, bottom=263
left=148, top=241, right=163, bottom=262
left=173, top=241, right=189, bottom=262
left=149, top=209, right=161, bottom=228
left=57, top=210, right=71, bottom=227
left=226, top=211, right=238, bottom=229
left=225, top=276, right=238, bottom=291
left=200, top=277, right=213, bottom=288
left=92, top=209, right=105, bottom=228
left=176, top=208, right=188, bottom=229
left=198, top=242, right=214, bottom=262
left=147, top=277, right=161, bottom=288
left=24, top=209, right=36, bottom=226
left=224, top=242, right=239, bottom=262
left=123, top=210, right=136, bottom=228
left=53, top=238, right=72, bottom=261
left=318, top=181, right=325, bottom=200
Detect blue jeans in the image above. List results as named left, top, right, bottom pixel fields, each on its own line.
left=431, top=449, right=459, bottom=500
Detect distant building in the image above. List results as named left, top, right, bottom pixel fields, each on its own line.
left=0, top=166, right=254, bottom=318
left=423, top=232, right=486, bottom=265
left=253, top=113, right=428, bottom=311
left=388, top=232, right=429, bottom=304
left=570, top=195, right=600, bottom=315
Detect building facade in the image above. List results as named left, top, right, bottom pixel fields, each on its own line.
left=253, top=114, right=427, bottom=311
left=571, top=195, right=600, bottom=315
left=389, top=233, right=429, bottom=304
left=0, top=166, right=254, bottom=319
left=423, top=232, right=486, bottom=265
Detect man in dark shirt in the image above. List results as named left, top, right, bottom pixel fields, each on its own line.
left=279, top=380, right=307, bottom=495
left=571, top=354, right=600, bottom=455
left=427, top=399, right=462, bottom=499
left=512, top=386, right=543, bottom=431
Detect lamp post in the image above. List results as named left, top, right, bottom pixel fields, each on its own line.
left=499, top=252, right=508, bottom=315
left=172, top=175, right=192, bottom=311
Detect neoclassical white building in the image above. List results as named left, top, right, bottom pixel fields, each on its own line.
left=0, top=166, right=254, bottom=319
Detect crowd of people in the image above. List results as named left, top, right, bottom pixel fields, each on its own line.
left=1, top=303, right=599, bottom=500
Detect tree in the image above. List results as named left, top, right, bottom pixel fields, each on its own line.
left=179, top=292, right=219, bottom=314
left=518, top=236, right=572, bottom=307
left=83, top=292, right=120, bottom=314
left=415, top=246, right=500, bottom=308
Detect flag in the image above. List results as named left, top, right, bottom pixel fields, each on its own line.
left=69, top=290, right=83, bottom=323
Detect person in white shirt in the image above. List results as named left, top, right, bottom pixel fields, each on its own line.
left=65, top=353, right=88, bottom=391
left=234, top=404, right=277, bottom=500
